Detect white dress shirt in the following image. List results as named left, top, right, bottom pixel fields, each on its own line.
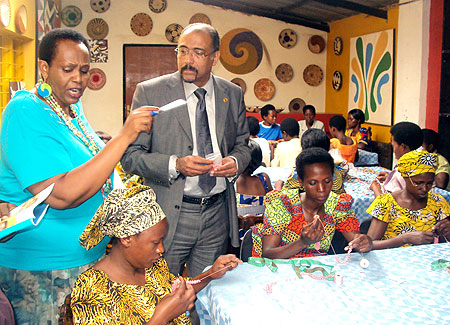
left=168, top=75, right=226, bottom=197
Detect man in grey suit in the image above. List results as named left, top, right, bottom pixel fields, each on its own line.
left=121, top=23, right=250, bottom=277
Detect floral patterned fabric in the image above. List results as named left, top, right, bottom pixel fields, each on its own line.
left=0, top=261, right=94, bottom=324
left=71, top=257, right=191, bottom=324
left=251, top=189, right=359, bottom=258
left=366, top=192, right=450, bottom=246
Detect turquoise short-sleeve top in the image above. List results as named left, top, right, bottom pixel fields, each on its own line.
left=0, top=90, right=110, bottom=271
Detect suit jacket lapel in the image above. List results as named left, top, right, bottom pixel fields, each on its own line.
left=213, top=76, right=229, bottom=146
left=167, top=72, right=193, bottom=143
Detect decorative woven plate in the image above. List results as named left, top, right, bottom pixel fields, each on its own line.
left=288, top=98, right=306, bottom=113
left=130, top=13, right=153, bottom=36
left=61, top=5, right=82, bottom=27
left=231, top=78, right=246, bottom=94
left=220, top=28, right=263, bottom=74
left=303, top=64, right=323, bottom=86
left=87, top=18, right=108, bottom=40
left=149, top=0, right=167, bottom=13
left=279, top=29, right=297, bottom=49
left=90, top=0, right=110, bottom=13
left=15, top=5, right=27, bottom=34
left=334, top=36, right=343, bottom=55
left=332, top=70, right=343, bottom=90
left=0, top=0, right=11, bottom=28
left=165, top=23, right=183, bottom=43
left=254, top=78, right=275, bottom=101
left=308, top=35, right=326, bottom=54
left=189, top=13, right=211, bottom=25
left=88, top=68, right=106, bottom=90
left=275, top=63, right=293, bottom=82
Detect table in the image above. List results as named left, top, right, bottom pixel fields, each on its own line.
left=196, top=243, right=450, bottom=324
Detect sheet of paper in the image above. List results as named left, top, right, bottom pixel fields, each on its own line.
left=159, top=99, right=187, bottom=112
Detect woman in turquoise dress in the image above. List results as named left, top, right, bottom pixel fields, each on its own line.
left=0, top=28, right=155, bottom=323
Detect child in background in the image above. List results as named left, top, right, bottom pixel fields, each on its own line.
left=257, top=104, right=282, bottom=141
left=329, top=115, right=358, bottom=163
left=422, top=128, right=450, bottom=191
left=298, top=104, right=324, bottom=139
left=271, top=118, right=301, bottom=168
left=247, top=116, right=271, bottom=167
left=346, top=108, right=371, bottom=150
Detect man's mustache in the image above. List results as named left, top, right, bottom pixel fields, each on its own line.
left=181, top=64, right=198, bottom=74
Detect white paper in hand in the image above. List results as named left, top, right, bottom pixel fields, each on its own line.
left=159, top=99, right=187, bottom=112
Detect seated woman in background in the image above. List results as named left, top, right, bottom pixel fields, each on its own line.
left=252, top=148, right=372, bottom=259
left=281, top=128, right=346, bottom=195
left=236, top=140, right=272, bottom=206
left=367, top=149, right=450, bottom=248
left=422, top=128, right=450, bottom=191
left=370, top=122, right=423, bottom=196
left=329, top=115, right=358, bottom=163
left=298, top=104, right=324, bottom=139
left=346, top=108, right=371, bottom=150
left=71, top=185, right=241, bottom=324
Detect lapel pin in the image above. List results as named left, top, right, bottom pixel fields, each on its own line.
left=223, top=98, right=228, bottom=103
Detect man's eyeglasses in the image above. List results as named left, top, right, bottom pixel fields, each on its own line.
left=174, top=47, right=213, bottom=60
left=408, top=175, right=434, bottom=190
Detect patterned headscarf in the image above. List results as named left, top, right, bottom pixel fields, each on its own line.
left=79, top=185, right=166, bottom=250
left=397, top=148, right=437, bottom=177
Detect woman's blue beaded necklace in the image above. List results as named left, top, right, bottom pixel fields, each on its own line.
left=44, top=93, right=112, bottom=197
left=45, top=94, right=101, bottom=155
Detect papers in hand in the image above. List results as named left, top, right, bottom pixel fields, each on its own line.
left=0, top=183, right=54, bottom=240
left=159, top=99, right=187, bottom=112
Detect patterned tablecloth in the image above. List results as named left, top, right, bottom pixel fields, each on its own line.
left=196, top=243, right=450, bottom=324
left=345, top=166, right=450, bottom=223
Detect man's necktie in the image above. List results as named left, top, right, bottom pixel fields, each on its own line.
left=194, top=88, right=216, bottom=194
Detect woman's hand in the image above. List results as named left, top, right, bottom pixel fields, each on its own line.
left=274, top=180, right=284, bottom=191
left=119, top=106, right=158, bottom=144
left=300, top=217, right=324, bottom=246
left=401, top=231, right=434, bottom=245
left=148, top=277, right=195, bottom=324
left=0, top=202, right=16, bottom=218
left=376, top=172, right=388, bottom=183
left=433, top=218, right=450, bottom=239
left=348, top=234, right=373, bottom=252
left=208, top=254, right=242, bottom=280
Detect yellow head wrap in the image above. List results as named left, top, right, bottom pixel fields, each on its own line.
left=79, top=185, right=166, bottom=250
left=397, top=149, right=437, bottom=178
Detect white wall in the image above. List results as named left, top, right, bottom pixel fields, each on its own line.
left=62, top=0, right=327, bottom=135
left=395, top=0, right=430, bottom=126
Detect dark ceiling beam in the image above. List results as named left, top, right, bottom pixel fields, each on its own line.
left=314, top=0, right=388, bottom=19
left=188, top=0, right=330, bottom=32
left=278, top=0, right=311, bottom=12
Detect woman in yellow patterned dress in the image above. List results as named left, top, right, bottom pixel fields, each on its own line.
left=71, top=185, right=241, bottom=324
left=367, top=149, right=450, bottom=249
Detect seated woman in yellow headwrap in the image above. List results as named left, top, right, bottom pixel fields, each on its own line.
left=71, top=185, right=241, bottom=324
left=367, top=149, right=450, bottom=249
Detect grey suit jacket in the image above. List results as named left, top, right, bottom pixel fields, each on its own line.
left=121, top=71, right=251, bottom=248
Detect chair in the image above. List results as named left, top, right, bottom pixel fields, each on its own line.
left=240, top=228, right=253, bottom=262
